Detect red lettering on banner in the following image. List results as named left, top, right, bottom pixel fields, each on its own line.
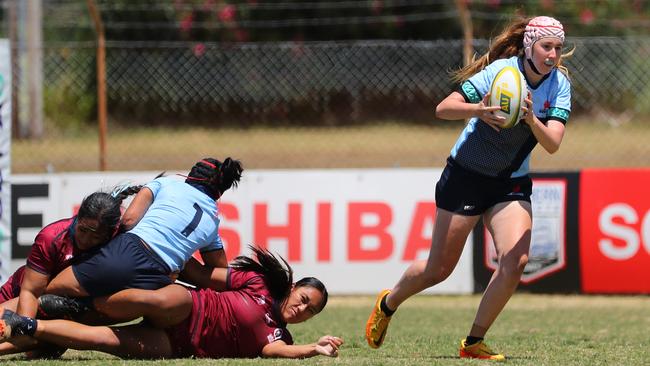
left=348, top=202, right=393, bottom=261
left=317, top=202, right=331, bottom=262
left=402, top=202, right=436, bottom=260
left=219, top=203, right=241, bottom=260
left=254, top=203, right=302, bottom=261
left=580, top=169, right=650, bottom=293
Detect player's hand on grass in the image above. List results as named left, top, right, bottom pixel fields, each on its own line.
left=476, top=92, right=506, bottom=131
left=315, top=335, right=343, bottom=357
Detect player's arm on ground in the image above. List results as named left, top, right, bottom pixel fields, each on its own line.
left=16, top=267, right=50, bottom=317
left=119, top=187, right=154, bottom=231
left=262, top=336, right=343, bottom=358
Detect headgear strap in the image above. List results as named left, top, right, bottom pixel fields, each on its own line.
left=200, top=159, right=217, bottom=169
left=523, top=16, right=565, bottom=60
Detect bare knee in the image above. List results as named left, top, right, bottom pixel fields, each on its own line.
left=499, top=253, right=528, bottom=277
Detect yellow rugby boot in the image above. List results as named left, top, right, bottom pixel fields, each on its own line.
left=365, top=289, right=393, bottom=349
left=459, top=339, right=506, bottom=361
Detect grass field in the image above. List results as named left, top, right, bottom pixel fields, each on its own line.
left=1, top=294, right=648, bottom=365
left=12, top=118, right=650, bottom=173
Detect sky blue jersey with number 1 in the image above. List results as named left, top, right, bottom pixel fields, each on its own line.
left=129, top=176, right=223, bottom=272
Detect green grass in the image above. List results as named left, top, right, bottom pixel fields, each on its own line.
left=12, top=119, right=650, bottom=173
left=1, top=294, right=649, bottom=365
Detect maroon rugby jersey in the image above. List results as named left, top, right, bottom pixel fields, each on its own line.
left=0, top=217, right=80, bottom=302
left=26, top=217, right=82, bottom=276
left=168, top=268, right=293, bottom=358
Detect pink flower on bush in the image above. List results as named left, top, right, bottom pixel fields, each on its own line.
left=219, top=4, right=236, bottom=22
left=580, top=8, right=595, bottom=25
left=180, top=13, right=193, bottom=32
left=193, top=43, right=206, bottom=57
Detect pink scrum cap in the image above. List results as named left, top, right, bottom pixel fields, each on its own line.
left=523, top=16, right=565, bottom=59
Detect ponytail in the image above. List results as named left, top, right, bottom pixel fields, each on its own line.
left=452, top=17, right=529, bottom=83
left=218, top=157, right=243, bottom=194
left=230, top=245, right=293, bottom=302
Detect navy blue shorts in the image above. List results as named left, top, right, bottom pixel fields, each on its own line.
left=435, top=158, right=532, bottom=216
left=72, top=233, right=173, bottom=297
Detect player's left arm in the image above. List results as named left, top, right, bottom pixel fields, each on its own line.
left=261, top=336, right=344, bottom=359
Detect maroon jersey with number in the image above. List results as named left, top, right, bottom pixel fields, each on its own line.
left=0, top=217, right=80, bottom=302
left=167, top=268, right=293, bottom=358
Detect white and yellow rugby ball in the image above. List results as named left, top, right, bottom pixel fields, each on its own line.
left=488, top=66, right=528, bottom=129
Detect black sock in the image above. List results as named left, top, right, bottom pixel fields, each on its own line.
left=465, top=336, right=483, bottom=346
left=379, top=294, right=396, bottom=316
left=15, top=315, right=37, bottom=337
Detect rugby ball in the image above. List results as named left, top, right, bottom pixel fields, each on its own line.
left=488, top=66, right=528, bottom=129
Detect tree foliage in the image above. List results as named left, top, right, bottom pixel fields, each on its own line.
left=36, top=0, right=650, bottom=43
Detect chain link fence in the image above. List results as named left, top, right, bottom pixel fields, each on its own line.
left=12, top=37, right=650, bottom=173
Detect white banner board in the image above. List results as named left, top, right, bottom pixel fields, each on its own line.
left=0, top=39, right=11, bottom=282
left=10, top=169, right=473, bottom=294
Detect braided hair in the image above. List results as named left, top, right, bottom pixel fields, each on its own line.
left=185, top=157, right=243, bottom=200
left=77, top=184, right=143, bottom=239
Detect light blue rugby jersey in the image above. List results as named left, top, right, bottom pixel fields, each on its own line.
left=129, top=176, right=223, bottom=272
left=452, top=56, right=571, bottom=178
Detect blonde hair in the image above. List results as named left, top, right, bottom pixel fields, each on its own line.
left=451, top=16, right=573, bottom=83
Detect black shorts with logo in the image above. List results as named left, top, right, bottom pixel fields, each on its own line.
left=72, top=233, right=173, bottom=297
left=435, top=157, right=532, bottom=216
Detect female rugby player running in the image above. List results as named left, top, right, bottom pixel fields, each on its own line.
left=366, top=16, right=572, bottom=360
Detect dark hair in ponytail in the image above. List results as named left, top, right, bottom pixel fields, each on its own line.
left=186, top=157, right=243, bottom=200
left=230, top=245, right=293, bottom=302
left=77, top=184, right=143, bottom=238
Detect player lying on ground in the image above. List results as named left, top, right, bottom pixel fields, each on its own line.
left=0, top=246, right=344, bottom=359
left=0, top=185, right=141, bottom=358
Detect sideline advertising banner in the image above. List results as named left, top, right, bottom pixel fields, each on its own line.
left=11, top=169, right=474, bottom=295
left=580, top=169, right=650, bottom=294
left=473, top=173, right=580, bottom=293
left=0, top=39, right=11, bottom=281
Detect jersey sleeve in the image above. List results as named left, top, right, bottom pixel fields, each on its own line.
left=267, top=327, right=293, bottom=345
left=547, top=73, right=572, bottom=124
left=144, top=177, right=165, bottom=199
left=26, top=228, right=59, bottom=276
left=226, top=268, right=264, bottom=291
left=459, top=60, right=504, bottom=103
